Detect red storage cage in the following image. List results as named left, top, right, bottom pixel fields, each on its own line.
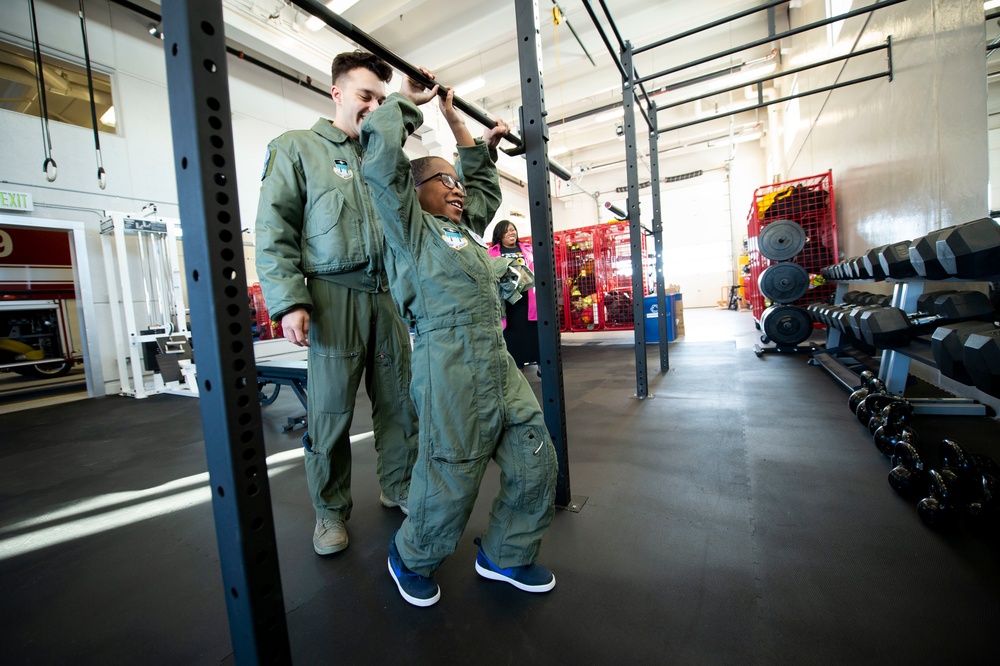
left=249, top=283, right=282, bottom=341
left=552, top=232, right=570, bottom=331
left=746, top=170, right=838, bottom=322
left=597, top=222, right=646, bottom=330
left=561, top=227, right=601, bottom=331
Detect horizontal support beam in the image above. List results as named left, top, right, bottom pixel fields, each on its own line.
left=288, top=0, right=572, bottom=180
left=641, top=0, right=909, bottom=83
left=658, top=69, right=891, bottom=135
left=655, top=40, right=889, bottom=114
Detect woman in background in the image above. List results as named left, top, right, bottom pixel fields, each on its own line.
left=489, top=220, right=539, bottom=368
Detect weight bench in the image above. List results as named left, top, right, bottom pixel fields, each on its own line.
left=254, top=338, right=308, bottom=431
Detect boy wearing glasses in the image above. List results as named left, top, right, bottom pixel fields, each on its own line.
left=360, top=73, right=558, bottom=607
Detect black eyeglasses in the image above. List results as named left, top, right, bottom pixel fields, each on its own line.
left=414, top=172, right=466, bottom=195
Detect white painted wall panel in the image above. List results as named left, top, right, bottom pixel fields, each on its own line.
left=781, top=0, right=988, bottom=257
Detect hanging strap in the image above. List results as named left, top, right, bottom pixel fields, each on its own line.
left=28, top=0, right=57, bottom=182
left=78, top=0, right=105, bottom=189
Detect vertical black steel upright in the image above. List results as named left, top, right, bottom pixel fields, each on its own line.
left=646, top=103, right=669, bottom=372
left=161, top=2, right=291, bottom=663
left=513, top=0, right=573, bottom=508
left=620, top=41, right=649, bottom=398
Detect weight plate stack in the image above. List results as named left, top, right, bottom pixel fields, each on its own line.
left=761, top=304, right=813, bottom=346
left=758, top=262, right=810, bottom=303
left=758, top=220, right=807, bottom=261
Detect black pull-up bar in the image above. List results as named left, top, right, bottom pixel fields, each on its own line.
left=288, top=0, right=572, bottom=181
left=635, top=0, right=909, bottom=84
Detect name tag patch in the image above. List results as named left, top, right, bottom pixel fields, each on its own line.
left=441, top=227, right=468, bottom=250
left=333, top=159, right=354, bottom=180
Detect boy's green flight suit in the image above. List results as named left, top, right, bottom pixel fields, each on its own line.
left=361, top=94, right=557, bottom=576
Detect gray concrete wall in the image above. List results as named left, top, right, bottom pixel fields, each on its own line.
left=778, top=0, right=988, bottom=258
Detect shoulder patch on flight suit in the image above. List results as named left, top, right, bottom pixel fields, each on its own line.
left=441, top=227, right=468, bottom=250
left=468, top=230, right=489, bottom=248
left=261, top=148, right=275, bottom=181
left=333, top=159, right=354, bottom=180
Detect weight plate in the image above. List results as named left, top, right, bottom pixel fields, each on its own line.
left=758, top=220, right=807, bottom=261
left=760, top=304, right=812, bottom=346
left=758, top=262, right=809, bottom=303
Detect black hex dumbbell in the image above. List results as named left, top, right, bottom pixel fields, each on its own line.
left=909, top=229, right=952, bottom=279
left=878, top=241, right=918, bottom=279
left=931, top=322, right=999, bottom=385
left=857, top=291, right=995, bottom=348
left=963, top=329, right=1000, bottom=397
left=862, top=245, right=888, bottom=281
left=935, top=218, right=1000, bottom=279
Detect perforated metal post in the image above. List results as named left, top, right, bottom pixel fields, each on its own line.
left=621, top=41, right=649, bottom=398
left=514, top=0, right=580, bottom=511
left=647, top=103, right=669, bottom=372
left=161, top=2, right=291, bottom=662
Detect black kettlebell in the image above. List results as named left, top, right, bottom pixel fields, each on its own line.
left=857, top=392, right=896, bottom=429
left=917, top=440, right=976, bottom=530
left=965, top=454, right=1000, bottom=528
left=888, top=440, right=929, bottom=497
left=848, top=370, right=877, bottom=414
left=869, top=398, right=913, bottom=440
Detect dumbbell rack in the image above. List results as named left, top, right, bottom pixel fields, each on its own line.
left=815, top=280, right=989, bottom=416
left=746, top=170, right=838, bottom=323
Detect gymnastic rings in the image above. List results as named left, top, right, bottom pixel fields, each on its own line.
left=43, top=157, right=58, bottom=183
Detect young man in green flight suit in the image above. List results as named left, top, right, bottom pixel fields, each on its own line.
left=254, top=51, right=418, bottom=556
left=360, top=72, right=558, bottom=607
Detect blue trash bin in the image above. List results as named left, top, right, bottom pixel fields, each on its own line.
left=644, top=294, right=677, bottom=343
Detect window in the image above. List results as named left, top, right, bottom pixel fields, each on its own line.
left=826, top=0, right=854, bottom=45
left=0, top=41, right=116, bottom=134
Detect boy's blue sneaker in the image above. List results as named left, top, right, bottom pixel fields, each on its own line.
left=388, top=534, right=440, bottom=607
left=473, top=537, right=555, bottom=593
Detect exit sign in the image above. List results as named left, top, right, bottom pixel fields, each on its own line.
left=0, top=190, right=33, bottom=212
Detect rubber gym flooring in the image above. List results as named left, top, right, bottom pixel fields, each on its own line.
left=1, top=309, right=998, bottom=664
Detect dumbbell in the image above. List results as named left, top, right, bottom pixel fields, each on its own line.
left=909, top=229, right=952, bottom=279
left=933, top=218, right=1000, bottom=280
left=862, top=246, right=888, bottom=280
left=856, top=290, right=995, bottom=348
left=871, top=400, right=917, bottom=456
left=963, top=329, right=1000, bottom=397
left=878, top=241, right=918, bottom=279
left=916, top=289, right=959, bottom=314
left=930, top=321, right=999, bottom=386
left=843, top=291, right=891, bottom=307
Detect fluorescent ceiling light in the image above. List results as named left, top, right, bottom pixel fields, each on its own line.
left=454, top=76, right=486, bottom=97
left=986, top=0, right=1000, bottom=10
left=100, top=106, right=116, bottom=127
left=594, top=108, right=624, bottom=123
left=306, top=0, right=360, bottom=30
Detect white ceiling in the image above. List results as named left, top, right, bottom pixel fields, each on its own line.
left=207, top=0, right=786, bottom=170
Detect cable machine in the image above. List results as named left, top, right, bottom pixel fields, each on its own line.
left=99, top=212, right=194, bottom=399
